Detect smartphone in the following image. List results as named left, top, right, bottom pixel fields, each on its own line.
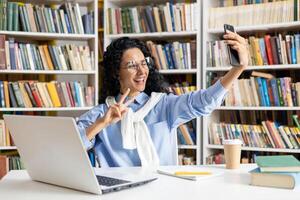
left=224, top=24, right=240, bottom=67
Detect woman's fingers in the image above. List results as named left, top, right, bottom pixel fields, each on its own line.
left=109, top=104, right=129, bottom=123
left=230, top=45, right=240, bottom=50
left=225, top=39, right=239, bottom=46
left=118, top=88, right=130, bottom=104
left=225, top=39, right=246, bottom=51
left=224, top=31, right=245, bottom=44
left=110, top=105, right=122, bottom=118
left=121, top=107, right=128, bottom=115
left=106, top=89, right=135, bottom=124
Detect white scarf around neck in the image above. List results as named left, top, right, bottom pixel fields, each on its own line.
left=106, top=92, right=164, bottom=167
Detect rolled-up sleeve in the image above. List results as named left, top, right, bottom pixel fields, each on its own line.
left=166, top=80, right=228, bottom=128
left=76, top=105, right=105, bottom=150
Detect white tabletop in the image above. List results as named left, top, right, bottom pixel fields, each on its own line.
left=0, top=164, right=299, bottom=200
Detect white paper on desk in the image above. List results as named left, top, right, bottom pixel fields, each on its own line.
left=157, top=167, right=224, bottom=181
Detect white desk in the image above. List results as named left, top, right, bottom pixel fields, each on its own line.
left=0, top=164, right=299, bottom=200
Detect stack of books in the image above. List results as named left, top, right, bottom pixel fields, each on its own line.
left=250, top=155, right=300, bottom=189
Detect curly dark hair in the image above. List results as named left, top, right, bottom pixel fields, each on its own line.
left=101, top=37, right=169, bottom=102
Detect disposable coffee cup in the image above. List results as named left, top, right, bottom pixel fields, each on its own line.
left=223, top=139, right=242, bottom=169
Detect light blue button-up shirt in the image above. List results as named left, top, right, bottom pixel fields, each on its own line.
left=77, top=80, right=227, bottom=167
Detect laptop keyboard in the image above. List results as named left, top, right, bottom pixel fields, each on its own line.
left=96, top=175, right=130, bottom=186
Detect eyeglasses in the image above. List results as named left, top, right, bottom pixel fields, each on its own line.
left=121, top=57, right=153, bottom=73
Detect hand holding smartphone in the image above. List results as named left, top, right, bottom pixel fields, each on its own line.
left=224, top=24, right=240, bottom=67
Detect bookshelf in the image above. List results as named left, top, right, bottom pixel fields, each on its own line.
left=0, top=0, right=98, bottom=152
left=104, top=0, right=201, bottom=165
left=0, top=0, right=98, bottom=109
left=202, top=0, right=300, bottom=164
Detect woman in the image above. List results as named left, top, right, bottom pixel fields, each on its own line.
left=77, top=32, right=248, bottom=167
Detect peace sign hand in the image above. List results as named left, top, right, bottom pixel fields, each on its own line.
left=103, top=88, right=135, bottom=125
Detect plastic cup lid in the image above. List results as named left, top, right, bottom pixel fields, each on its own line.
left=222, top=139, right=242, bottom=145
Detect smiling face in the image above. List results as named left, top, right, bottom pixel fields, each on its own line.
left=119, top=48, right=149, bottom=97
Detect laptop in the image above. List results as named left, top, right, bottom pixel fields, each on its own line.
left=3, top=114, right=157, bottom=195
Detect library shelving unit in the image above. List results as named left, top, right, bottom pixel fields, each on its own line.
left=0, top=0, right=99, bottom=151
left=104, top=0, right=201, bottom=165
left=202, top=0, right=300, bottom=164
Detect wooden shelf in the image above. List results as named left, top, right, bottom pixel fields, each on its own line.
left=216, top=106, right=300, bottom=111
left=0, top=146, right=17, bottom=150
left=0, top=107, right=93, bottom=112
left=178, top=145, right=197, bottom=149
left=159, top=69, right=197, bottom=74
left=0, top=31, right=96, bottom=40
left=208, top=21, right=300, bottom=34
left=16, top=0, right=95, bottom=4
left=107, top=31, right=197, bottom=39
left=0, top=70, right=96, bottom=75
left=205, top=64, right=300, bottom=72
left=107, top=0, right=179, bottom=7
left=206, top=144, right=300, bottom=153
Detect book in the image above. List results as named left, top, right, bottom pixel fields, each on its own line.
left=251, top=71, right=274, bottom=80
left=46, top=82, right=61, bottom=107
left=256, top=155, right=300, bottom=172
left=292, top=115, right=300, bottom=129
left=250, top=168, right=300, bottom=189
left=0, top=155, right=8, bottom=179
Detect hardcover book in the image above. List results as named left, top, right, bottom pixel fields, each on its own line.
left=250, top=168, right=300, bottom=189
left=256, top=155, right=300, bottom=172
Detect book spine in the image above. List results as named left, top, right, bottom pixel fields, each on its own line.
left=24, top=82, right=37, bottom=107
left=0, top=35, right=6, bottom=69
left=0, top=81, right=4, bottom=107
left=279, top=78, right=288, bottom=106
left=286, top=35, right=292, bottom=64
left=8, top=82, right=17, bottom=107
left=11, top=82, right=25, bottom=107
left=270, top=36, right=279, bottom=65
left=270, top=79, right=280, bottom=106
left=275, top=36, right=283, bottom=64
left=7, top=2, right=13, bottom=31
left=65, top=82, right=75, bottom=107
left=291, top=35, right=297, bottom=64
left=29, top=82, right=43, bottom=107
left=256, top=77, right=266, bottom=106
left=264, top=35, right=274, bottom=65
left=3, top=81, right=10, bottom=108
left=261, top=78, right=270, bottom=106
left=276, top=78, right=284, bottom=106
left=12, top=3, right=19, bottom=31
left=8, top=38, right=15, bottom=70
